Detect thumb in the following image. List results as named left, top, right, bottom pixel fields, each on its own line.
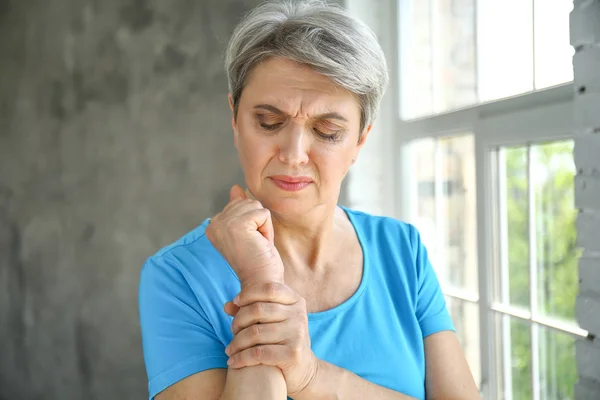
left=229, top=184, right=247, bottom=202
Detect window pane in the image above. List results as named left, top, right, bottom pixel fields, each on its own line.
left=495, top=315, right=532, bottom=400
left=399, top=0, right=573, bottom=119
left=400, top=0, right=433, bottom=118
left=499, top=146, right=530, bottom=309
left=445, top=297, right=481, bottom=387
left=538, top=326, right=576, bottom=400
left=400, top=0, right=477, bottom=119
left=478, top=0, right=534, bottom=102
left=532, top=141, right=579, bottom=321
left=411, top=135, right=478, bottom=295
left=534, top=0, right=574, bottom=90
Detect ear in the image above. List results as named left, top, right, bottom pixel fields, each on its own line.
left=228, top=93, right=239, bottom=147
left=351, top=124, right=373, bottom=165
left=228, top=93, right=235, bottom=111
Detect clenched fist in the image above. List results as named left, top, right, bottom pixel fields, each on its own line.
left=206, top=185, right=284, bottom=286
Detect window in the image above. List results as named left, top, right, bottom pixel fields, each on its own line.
left=400, top=0, right=574, bottom=120
left=490, top=141, right=581, bottom=400
left=410, top=135, right=481, bottom=386
left=393, top=1, right=592, bottom=399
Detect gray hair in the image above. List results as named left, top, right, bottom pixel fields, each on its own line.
left=225, top=0, right=389, bottom=134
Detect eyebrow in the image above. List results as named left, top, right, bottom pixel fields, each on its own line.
left=253, top=104, right=348, bottom=122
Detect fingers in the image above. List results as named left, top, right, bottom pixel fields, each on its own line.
left=222, top=206, right=275, bottom=246
left=226, top=344, right=293, bottom=369
left=229, top=185, right=247, bottom=202
left=223, top=301, right=240, bottom=316
left=223, top=186, right=274, bottom=242
left=234, top=282, right=300, bottom=308
left=220, top=199, right=265, bottom=225
left=231, top=302, right=288, bottom=334
left=253, top=207, right=274, bottom=244
left=225, top=322, right=288, bottom=357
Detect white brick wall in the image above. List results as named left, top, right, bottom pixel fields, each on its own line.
left=572, top=1, right=600, bottom=399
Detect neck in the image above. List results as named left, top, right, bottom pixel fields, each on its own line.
left=271, top=203, right=343, bottom=275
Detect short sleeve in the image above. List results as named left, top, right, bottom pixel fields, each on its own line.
left=139, top=255, right=229, bottom=399
left=411, top=227, right=455, bottom=338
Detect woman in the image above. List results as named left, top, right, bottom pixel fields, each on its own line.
left=139, top=1, right=480, bottom=399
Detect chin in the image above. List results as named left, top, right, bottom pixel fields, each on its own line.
left=260, top=195, right=319, bottom=219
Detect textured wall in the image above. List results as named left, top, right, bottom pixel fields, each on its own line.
left=0, top=0, right=262, bottom=399
left=572, top=0, right=600, bottom=399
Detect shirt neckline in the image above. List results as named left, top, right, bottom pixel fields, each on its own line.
left=307, top=206, right=369, bottom=321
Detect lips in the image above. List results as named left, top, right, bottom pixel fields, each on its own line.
left=269, top=175, right=313, bottom=192
left=269, top=175, right=313, bottom=183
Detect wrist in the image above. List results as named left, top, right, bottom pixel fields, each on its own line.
left=239, top=263, right=284, bottom=287
left=293, top=359, right=342, bottom=400
left=239, top=270, right=284, bottom=287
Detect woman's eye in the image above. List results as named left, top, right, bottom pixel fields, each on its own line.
left=259, top=123, right=282, bottom=131
left=314, top=128, right=342, bottom=142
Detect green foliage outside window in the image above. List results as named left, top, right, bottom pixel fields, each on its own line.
left=504, top=141, right=579, bottom=400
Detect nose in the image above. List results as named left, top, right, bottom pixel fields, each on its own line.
left=278, top=126, right=310, bottom=166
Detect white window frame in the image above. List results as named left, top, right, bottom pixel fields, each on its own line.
left=345, top=0, right=591, bottom=398
left=393, top=2, right=589, bottom=399
left=396, top=84, right=589, bottom=399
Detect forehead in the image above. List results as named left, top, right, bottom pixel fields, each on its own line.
left=241, top=57, right=360, bottom=118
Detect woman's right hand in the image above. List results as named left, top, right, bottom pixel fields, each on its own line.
left=206, top=185, right=284, bottom=286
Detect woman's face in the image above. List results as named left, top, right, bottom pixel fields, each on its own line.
left=230, top=57, right=370, bottom=217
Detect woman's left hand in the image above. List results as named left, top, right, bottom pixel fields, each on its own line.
left=224, top=282, right=318, bottom=396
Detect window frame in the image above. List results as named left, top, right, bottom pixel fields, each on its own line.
left=388, top=0, right=588, bottom=399
left=345, top=0, right=590, bottom=396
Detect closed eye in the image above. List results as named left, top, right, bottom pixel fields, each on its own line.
left=260, top=123, right=283, bottom=131
left=314, top=128, right=342, bottom=142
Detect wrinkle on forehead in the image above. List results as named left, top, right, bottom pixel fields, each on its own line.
left=243, top=57, right=359, bottom=121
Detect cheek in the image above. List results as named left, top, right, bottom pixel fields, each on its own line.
left=236, top=123, right=274, bottom=168
left=312, top=145, right=355, bottom=180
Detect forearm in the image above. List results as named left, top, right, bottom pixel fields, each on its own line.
left=220, top=365, right=286, bottom=400
left=293, top=359, right=417, bottom=400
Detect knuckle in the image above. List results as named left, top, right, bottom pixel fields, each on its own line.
left=297, top=304, right=308, bottom=319
left=252, top=302, right=264, bottom=318
left=291, top=346, right=302, bottom=361
left=224, top=219, right=236, bottom=232
left=252, top=346, right=264, bottom=358
left=265, top=282, right=280, bottom=296
left=244, top=199, right=259, bottom=210
left=254, top=208, right=268, bottom=219
left=297, top=296, right=307, bottom=308
left=250, top=324, right=261, bottom=338
left=300, top=313, right=309, bottom=325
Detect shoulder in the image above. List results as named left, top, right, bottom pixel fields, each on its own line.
left=139, top=218, right=236, bottom=301
left=152, top=218, right=214, bottom=259
left=342, top=207, right=422, bottom=253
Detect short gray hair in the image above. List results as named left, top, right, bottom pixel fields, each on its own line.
left=225, top=0, right=389, bottom=133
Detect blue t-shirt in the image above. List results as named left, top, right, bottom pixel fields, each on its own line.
left=139, top=208, right=454, bottom=400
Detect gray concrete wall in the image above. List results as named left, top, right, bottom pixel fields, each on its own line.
left=572, top=0, right=600, bottom=399
left=0, top=1, right=262, bottom=399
